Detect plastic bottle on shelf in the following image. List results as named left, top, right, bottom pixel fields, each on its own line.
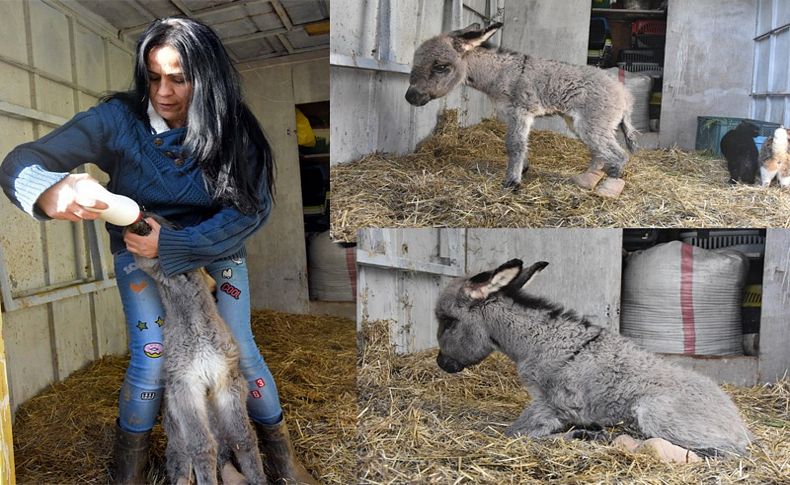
left=74, top=178, right=142, bottom=226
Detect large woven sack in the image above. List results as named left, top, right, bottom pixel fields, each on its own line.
left=605, top=67, right=652, bottom=131
left=621, top=241, right=747, bottom=355
left=307, top=231, right=356, bottom=302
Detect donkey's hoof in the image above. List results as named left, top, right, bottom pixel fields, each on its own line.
left=220, top=462, right=247, bottom=485
left=637, top=437, right=702, bottom=464
left=502, top=179, right=522, bottom=191
left=564, top=428, right=610, bottom=442
left=613, top=434, right=642, bottom=452
left=595, top=177, right=625, bottom=198
left=570, top=169, right=605, bottom=190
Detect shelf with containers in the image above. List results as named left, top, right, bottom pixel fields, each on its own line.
left=296, top=101, right=330, bottom=234
left=589, top=1, right=667, bottom=132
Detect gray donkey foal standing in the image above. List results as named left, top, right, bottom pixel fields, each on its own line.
left=126, top=215, right=267, bottom=485
left=435, top=259, right=752, bottom=456
left=406, top=23, right=637, bottom=197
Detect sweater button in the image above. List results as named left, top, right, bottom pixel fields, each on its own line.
left=175, top=158, right=185, bottom=166
left=153, top=137, right=163, bottom=146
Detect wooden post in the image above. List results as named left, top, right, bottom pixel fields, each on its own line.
left=0, top=309, right=14, bottom=485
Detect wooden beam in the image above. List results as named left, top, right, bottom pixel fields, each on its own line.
left=270, top=0, right=293, bottom=31
left=0, top=101, right=69, bottom=127
left=235, top=47, right=328, bottom=71
left=120, top=0, right=266, bottom=37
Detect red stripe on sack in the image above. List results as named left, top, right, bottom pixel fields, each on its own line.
left=345, top=246, right=357, bottom=300
left=680, top=243, right=696, bottom=354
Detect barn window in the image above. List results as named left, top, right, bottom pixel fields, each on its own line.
left=751, top=0, right=790, bottom=126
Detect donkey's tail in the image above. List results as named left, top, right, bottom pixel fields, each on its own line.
left=620, top=114, right=639, bottom=153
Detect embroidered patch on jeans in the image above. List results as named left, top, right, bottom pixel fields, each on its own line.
left=255, top=378, right=266, bottom=388
left=140, top=391, right=157, bottom=400
left=123, top=262, right=138, bottom=274
left=220, top=282, right=241, bottom=299
left=222, top=268, right=232, bottom=279
left=155, top=316, right=165, bottom=327
left=143, top=342, right=163, bottom=358
left=231, top=257, right=243, bottom=265
left=136, top=321, right=148, bottom=331
left=250, top=390, right=262, bottom=399
left=130, top=281, right=148, bottom=293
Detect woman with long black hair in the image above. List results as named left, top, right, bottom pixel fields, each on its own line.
left=0, top=17, right=316, bottom=484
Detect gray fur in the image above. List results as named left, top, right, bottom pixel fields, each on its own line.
left=406, top=22, right=638, bottom=188
left=435, top=259, right=752, bottom=457
left=127, top=214, right=267, bottom=485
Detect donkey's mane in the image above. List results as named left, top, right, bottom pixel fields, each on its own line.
left=503, top=288, right=593, bottom=329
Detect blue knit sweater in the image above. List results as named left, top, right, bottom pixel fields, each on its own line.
left=0, top=99, right=272, bottom=277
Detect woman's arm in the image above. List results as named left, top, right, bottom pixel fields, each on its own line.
left=125, top=141, right=273, bottom=276
left=0, top=105, right=115, bottom=220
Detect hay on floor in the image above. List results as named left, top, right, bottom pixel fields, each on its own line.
left=331, top=110, right=790, bottom=242
left=358, top=320, right=790, bottom=484
left=12, top=310, right=356, bottom=485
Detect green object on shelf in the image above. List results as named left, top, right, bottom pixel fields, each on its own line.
left=592, top=0, right=612, bottom=7
left=695, top=116, right=780, bottom=158
left=300, top=137, right=329, bottom=155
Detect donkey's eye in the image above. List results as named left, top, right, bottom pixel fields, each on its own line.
left=432, top=63, right=450, bottom=74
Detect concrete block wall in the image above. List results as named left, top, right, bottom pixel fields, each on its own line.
left=0, top=0, right=133, bottom=412
left=659, top=0, right=759, bottom=150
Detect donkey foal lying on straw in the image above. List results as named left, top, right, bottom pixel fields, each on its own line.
left=434, top=259, right=752, bottom=457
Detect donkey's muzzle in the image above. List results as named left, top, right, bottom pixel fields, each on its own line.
left=405, top=87, right=431, bottom=106
left=437, top=352, right=465, bottom=373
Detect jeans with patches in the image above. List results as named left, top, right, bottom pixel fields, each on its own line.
left=114, top=250, right=282, bottom=433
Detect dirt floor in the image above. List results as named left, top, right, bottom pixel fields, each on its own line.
left=331, top=111, right=790, bottom=243
left=11, top=310, right=356, bottom=484
left=358, top=321, right=790, bottom=484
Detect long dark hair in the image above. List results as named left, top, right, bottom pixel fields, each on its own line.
left=106, top=18, right=274, bottom=214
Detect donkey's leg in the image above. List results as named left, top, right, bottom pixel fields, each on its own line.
left=165, top=381, right=219, bottom=485
left=572, top=118, right=628, bottom=196
left=212, top=375, right=267, bottom=484
left=503, top=110, right=535, bottom=189
left=567, top=116, right=608, bottom=190
left=505, top=399, right=564, bottom=438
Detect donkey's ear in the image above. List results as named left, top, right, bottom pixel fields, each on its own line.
left=463, top=258, right=522, bottom=300
left=450, top=22, right=503, bottom=52
left=506, top=261, right=549, bottom=290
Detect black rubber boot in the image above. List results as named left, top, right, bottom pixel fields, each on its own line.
left=112, top=420, right=150, bottom=485
left=255, top=419, right=318, bottom=484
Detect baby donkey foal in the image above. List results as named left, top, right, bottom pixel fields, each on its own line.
left=406, top=23, right=637, bottom=197
left=435, top=259, right=752, bottom=457
left=126, top=214, right=267, bottom=485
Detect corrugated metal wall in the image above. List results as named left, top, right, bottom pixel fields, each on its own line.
left=0, top=0, right=133, bottom=412
left=751, top=0, right=790, bottom=125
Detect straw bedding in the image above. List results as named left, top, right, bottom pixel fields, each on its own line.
left=331, top=111, right=790, bottom=242
left=358, top=320, right=790, bottom=484
left=12, top=310, right=356, bottom=484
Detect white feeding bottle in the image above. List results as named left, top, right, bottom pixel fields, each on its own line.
left=74, top=178, right=142, bottom=226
